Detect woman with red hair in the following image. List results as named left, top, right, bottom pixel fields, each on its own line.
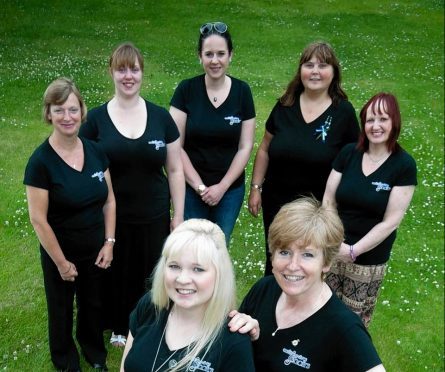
left=323, top=92, right=417, bottom=327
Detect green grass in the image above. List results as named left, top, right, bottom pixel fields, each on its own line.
left=0, top=0, right=443, bottom=371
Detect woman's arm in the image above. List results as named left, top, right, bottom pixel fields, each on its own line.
left=322, top=169, right=342, bottom=210
left=169, top=106, right=205, bottom=191
left=248, top=130, right=273, bottom=217
left=201, top=118, right=255, bottom=206
left=26, top=185, right=78, bottom=281
left=120, top=331, right=134, bottom=372
left=166, top=137, right=185, bottom=230
left=348, top=185, right=415, bottom=260
left=95, top=169, right=116, bottom=269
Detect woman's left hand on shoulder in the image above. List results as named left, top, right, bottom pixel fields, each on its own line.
left=228, top=310, right=260, bottom=341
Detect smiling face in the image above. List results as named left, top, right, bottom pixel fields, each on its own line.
left=364, top=100, right=393, bottom=146
left=164, top=248, right=216, bottom=314
left=272, top=241, right=329, bottom=299
left=47, top=92, right=82, bottom=137
left=199, top=34, right=231, bottom=80
left=300, top=56, right=334, bottom=94
left=111, top=60, right=143, bottom=98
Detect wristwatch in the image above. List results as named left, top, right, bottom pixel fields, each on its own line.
left=197, top=184, right=206, bottom=195
left=104, top=237, right=116, bottom=244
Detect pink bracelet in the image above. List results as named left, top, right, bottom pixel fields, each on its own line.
left=349, top=245, right=356, bottom=262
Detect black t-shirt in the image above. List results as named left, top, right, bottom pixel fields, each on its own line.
left=263, top=98, right=359, bottom=203
left=333, top=143, right=417, bottom=264
left=124, top=293, right=255, bottom=372
left=239, top=276, right=382, bottom=371
left=170, top=74, right=255, bottom=189
left=23, top=138, right=109, bottom=259
left=79, top=99, right=179, bottom=224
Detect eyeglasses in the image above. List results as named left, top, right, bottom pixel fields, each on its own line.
left=200, top=22, right=228, bottom=35
left=51, top=107, right=80, bottom=116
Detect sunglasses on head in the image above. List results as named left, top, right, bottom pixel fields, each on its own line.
left=200, top=22, right=228, bottom=35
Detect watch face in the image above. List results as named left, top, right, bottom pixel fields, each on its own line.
left=198, top=184, right=206, bottom=193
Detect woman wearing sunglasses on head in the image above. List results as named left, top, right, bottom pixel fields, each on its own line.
left=247, top=41, right=359, bottom=276
left=169, top=22, right=256, bottom=245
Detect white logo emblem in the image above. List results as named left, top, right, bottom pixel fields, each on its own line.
left=148, top=140, right=166, bottom=150
left=224, top=116, right=241, bottom=125
left=371, top=181, right=391, bottom=192
left=187, top=357, right=214, bottom=372
left=91, top=171, right=105, bottom=182
left=282, top=348, right=311, bottom=369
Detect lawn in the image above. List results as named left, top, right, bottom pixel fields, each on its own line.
left=0, top=0, right=443, bottom=371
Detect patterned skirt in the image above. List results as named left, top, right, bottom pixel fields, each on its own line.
left=326, top=261, right=386, bottom=328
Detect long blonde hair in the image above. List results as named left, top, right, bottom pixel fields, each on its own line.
left=150, top=219, right=236, bottom=371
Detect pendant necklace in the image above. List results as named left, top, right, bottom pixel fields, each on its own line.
left=151, top=314, right=178, bottom=372
left=213, top=96, right=217, bottom=102
left=272, top=285, right=326, bottom=337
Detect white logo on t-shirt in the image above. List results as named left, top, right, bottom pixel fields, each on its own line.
left=282, top=348, right=311, bottom=369
left=148, top=140, right=166, bottom=150
left=91, top=171, right=105, bottom=182
left=187, top=357, right=214, bottom=371
left=224, top=116, right=241, bottom=125
left=371, top=181, right=391, bottom=192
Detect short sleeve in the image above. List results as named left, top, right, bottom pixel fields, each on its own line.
left=265, top=102, right=280, bottom=135
left=240, top=81, right=256, bottom=121
left=336, top=322, right=382, bottom=371
left=163, top=110, right=180, bottom=144
left=220, top=330, right=255, bottom=372
left=79, top=109, right=100, bottom=140
left=129, top=293, right=156, bottom=337
left=332, top=143, right=356, bottom=173
left=170, top=79, right=189, bottom=113
left=395, top=151, right=417, bottom=186
left=23, top=152, right=50, bottom=190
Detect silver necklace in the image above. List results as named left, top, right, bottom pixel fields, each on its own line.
left=366, top=152, right=390, bottom=164
left=213, top=96, right=217, bottom=102
left=151, top=314, right=178, bottom=372
left=272, top=286, right=326, bottom=336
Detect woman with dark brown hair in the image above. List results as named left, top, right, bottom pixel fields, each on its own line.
left=248, top=41, right=359, bottom=275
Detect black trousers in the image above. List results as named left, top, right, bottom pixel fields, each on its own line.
left=41, top=249, right=107, bottom=370
left=102, top=213, right=170, bottom=336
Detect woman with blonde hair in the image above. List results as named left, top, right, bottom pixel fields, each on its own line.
left=230, top=197, right=385, bottom=371
left=120, top=219, right=255, bottom=371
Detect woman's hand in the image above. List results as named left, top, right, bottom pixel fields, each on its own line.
left=248, top=188, right=262, bottom=217
left=337, top=242, right=355, bottom=263
left=58, top=261, right=78, bottom=281
left=95, top=244, right=113, bottom=269
left=201, top=183, right=228, bottom=206
left=228, top=310, right=260, bottom=341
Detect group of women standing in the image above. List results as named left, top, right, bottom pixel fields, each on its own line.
left=24, top=20, right=416, bottom=372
